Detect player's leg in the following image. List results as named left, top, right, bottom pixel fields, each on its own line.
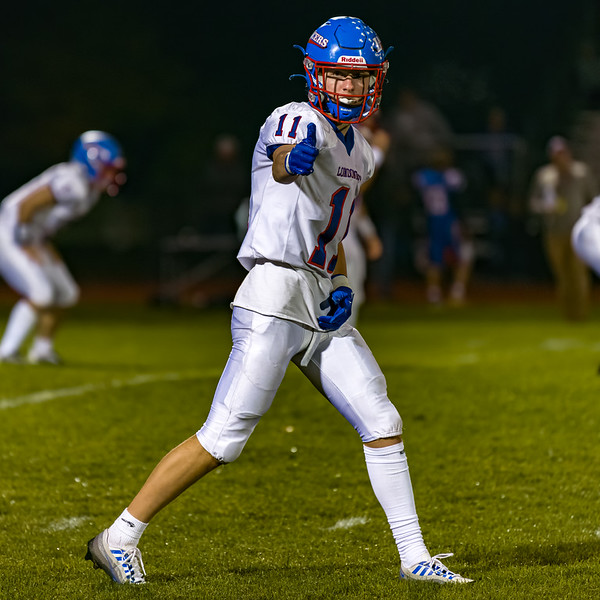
left=564, top=245, right=591, bottom=321
left=449, top=231, right=474, bottom=306
left=295, top=327, right=472, bottom=583
left=544, top=233, right=570, bottom=318
left=87, top=308, right=310, bottom=583
left=294, top=328, right=427, bottom=565
left=28, top=253, right=80, bottom=363
left=425, top=237, right=443, bottom=305
left=0, top=299, right=38, bottom=362
left=0, top=240, right=54, bottom=361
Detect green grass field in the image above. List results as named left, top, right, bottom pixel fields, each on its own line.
left=1, top=296, right=599, bottom=599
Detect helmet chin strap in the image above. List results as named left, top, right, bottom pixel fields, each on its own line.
left=325, top=91, right=367, bottom=122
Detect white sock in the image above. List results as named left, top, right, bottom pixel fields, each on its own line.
left=107, top=508, right=148, bottom=549
left=0, top=300, right=37, bottom=357
left=364, top=443, right=430, bottom=568
left=30, top=335, right=54, bottom=356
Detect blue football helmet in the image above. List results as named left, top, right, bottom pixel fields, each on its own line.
left=296, top=16, right=391, bottom=124
left=71, top=130, right=125, bottom=179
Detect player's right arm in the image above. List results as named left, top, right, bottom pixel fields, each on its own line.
left=272, top=144, right=299, bottom=184
left=271, top=122, right=319, bottom=184
left=17, top=185, right=56, bottom=224
left=14, top=186, right=56, bottom=258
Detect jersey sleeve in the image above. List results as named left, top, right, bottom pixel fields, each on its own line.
left=261, top=104, right=320, bottom=158
left=50, top=169, right=88, bottom=205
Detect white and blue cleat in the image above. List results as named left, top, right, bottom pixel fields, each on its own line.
left=400, top=553, right=473, bottom=584
left=85, top=529, right=146, bottom=584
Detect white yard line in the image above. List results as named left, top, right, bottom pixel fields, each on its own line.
left=43, top=515, right=91, bottom=532
left=327, top=516, right=370, bottom=531
left=0, top=370, right=221, bottom=410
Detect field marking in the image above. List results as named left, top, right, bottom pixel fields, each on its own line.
left=43, top=515, right=90, bottom=532
left=327, top=516, right=370, bottom=530
left=0, top=369, right=221, bottom=410
left=541, top=338, right=584, bottom=351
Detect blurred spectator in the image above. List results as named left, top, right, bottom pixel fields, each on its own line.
left=412, top=147, right=473, bottom=306
left=479, top=106, right=528, bottom=275
left=386, top=87, right=455, bottom=173
left=372, top=87, right=455, bottom=296
left=480, top=107, right=526, bottom=207
left=195, top=134, right=249, bottom=236
left=529, top=136, right=598, bottom=320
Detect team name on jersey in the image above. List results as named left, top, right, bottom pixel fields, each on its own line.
left=310, top=32, right=328, bottom=48
left=337, top=166, right=362, bottom=182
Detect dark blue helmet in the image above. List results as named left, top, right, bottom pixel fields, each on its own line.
left=296, top=16, right=391, bottom=124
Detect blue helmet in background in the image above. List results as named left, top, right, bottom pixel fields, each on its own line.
left=296, top=16, right=391, bottom=124
left=71, top=130, right=125, bottom=179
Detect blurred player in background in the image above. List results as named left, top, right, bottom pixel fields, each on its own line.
left=529, top=136, right=597, bottom=320
left=0, top=131, right=126, bottom=364
left=572, top=194, right=600, bottom=288
left=86, top=16, right=472, bottom=586
left=344, top=115, right=388, bottom=324
left=412, top=146, right=473, bottom=306
left=572, top=196, right=600, bottom=372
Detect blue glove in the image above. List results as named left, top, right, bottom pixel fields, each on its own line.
left=318, top=283, right=354, bottom=331
left=284, top=123, right=319, bottom=176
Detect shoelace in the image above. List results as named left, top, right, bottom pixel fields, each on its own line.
left=121, top=547, right=146, bottom=584
left=427, top=553, right=457, bottom=577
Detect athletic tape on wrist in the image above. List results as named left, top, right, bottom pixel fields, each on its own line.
left=331, top=274, right=350, bottom=290
left=284, top=152, right=294, bottom=175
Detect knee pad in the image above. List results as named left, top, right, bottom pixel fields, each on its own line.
left=28, top=283, right=56, bottom=309
left=196, top=401, right=262, bottom=463
left=56, top=281, right=80, bottom=308
left=359, top=394, right=404, bottom=443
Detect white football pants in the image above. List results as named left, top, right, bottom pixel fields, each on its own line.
left=572, top=197, right=600, bottom=276
left=197, top=307, right=403, bottom=463
left=0, top=232, right=79, bottom=308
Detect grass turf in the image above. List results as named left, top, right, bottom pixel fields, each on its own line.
left=0, top=299, right=599, bottom=599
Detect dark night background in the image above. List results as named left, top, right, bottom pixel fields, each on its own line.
left=1, top=0, right=599, bottom=288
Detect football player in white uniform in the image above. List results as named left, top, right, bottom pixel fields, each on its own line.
left=0, top=131, right=126, bottom=364
left=572, top=195, right=600, bottom=281
left=86, top=17, right=472, bottom=585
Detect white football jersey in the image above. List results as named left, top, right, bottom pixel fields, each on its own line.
left=0, top=162, right=100, bottom=237
left=234, top=102, right=375, bottom=328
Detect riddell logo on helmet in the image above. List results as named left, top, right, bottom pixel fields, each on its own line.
left=338, top=56, right=367, bottom=65
left=310, top=32, right=328, bottom=48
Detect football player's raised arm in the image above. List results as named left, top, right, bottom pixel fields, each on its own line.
left=272, top=123, right=319, bottom=183
left=17, top=185, right=56, bottom=223
left=272, top=144, right=299, bottom=184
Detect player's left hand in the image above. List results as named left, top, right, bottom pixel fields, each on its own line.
left=318, top=285, right=354, bottom=331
